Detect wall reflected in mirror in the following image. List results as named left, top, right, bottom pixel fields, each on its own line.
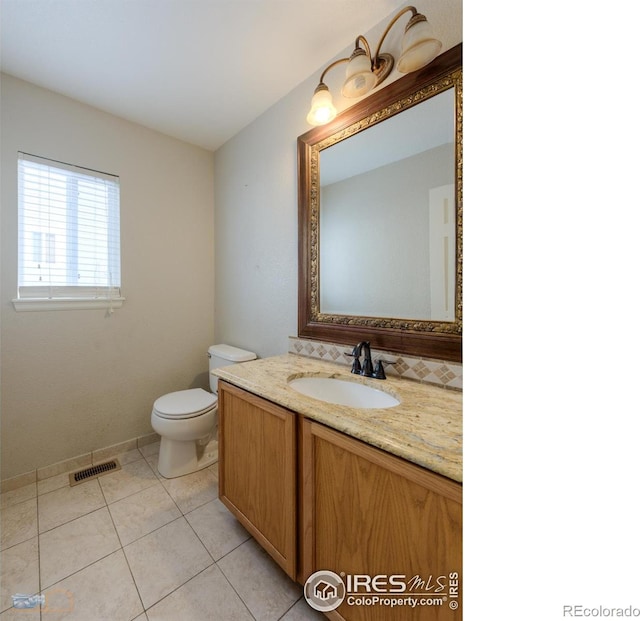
left=319, top=87, right=455, bottom=321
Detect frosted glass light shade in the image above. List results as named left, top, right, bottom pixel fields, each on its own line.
left=397, top=18, right=442, bottom=73
left=306, top=86, right=337, bottom=126
left=341, top=50, right=376, bottom=98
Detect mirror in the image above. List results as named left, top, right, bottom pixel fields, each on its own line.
left=298, top=43, right=462, bottom=362
left=319, top=88, right=455, bottom=321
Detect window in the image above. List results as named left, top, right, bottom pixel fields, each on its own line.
left=14, top=152, right=124, bottom=311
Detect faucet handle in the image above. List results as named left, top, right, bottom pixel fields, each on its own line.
left=372, top=359, right=396, bottom=380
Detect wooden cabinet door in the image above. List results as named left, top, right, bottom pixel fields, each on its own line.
left=218, top=381, right=297, bottom=579
left=301, top=419, right=462, bottom=621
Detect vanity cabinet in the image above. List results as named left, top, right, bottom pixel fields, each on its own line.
left=218, top=381, right=462, bottom=620
left=300, top=418, right=462, bottom=621
left=218, top=381, right=297, bottom=579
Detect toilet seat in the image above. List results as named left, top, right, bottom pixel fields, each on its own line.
left=153, top=388, right=217, bottom=420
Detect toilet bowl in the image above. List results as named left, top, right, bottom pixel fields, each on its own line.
left=151, top=344, right=256, bottom=478
left=151, top=388, right=218, bottom=478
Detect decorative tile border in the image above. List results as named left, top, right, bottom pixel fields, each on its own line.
left=288, top=337, right=462, bottom=390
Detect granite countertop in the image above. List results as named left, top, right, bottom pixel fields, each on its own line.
left=213, top=354, right=462, bottom=483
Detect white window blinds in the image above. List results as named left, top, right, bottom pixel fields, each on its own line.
left=16, top=152, right=123, bottom=310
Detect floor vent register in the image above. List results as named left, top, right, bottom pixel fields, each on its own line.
left=69, top=459, right=121, bottom=486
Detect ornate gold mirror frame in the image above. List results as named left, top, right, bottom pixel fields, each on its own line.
left=298, top=43, right=462, bottom=362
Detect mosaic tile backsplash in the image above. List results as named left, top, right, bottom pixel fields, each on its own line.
left=288, top=337, right=462, bottom=390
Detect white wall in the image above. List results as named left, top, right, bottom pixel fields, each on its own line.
left=1, top=74, right=215, bottom=480
left=213, top=97, right=303, bottom=358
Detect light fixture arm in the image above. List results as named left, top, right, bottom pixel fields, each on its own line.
left=354, top=35, right=373, bottom=65
left=318, top=57, right=350, bottom=86
left=372, top=5, right=419, bottom=69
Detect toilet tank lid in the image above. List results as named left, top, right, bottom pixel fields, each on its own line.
left=208, top=344, right=257, bottom=362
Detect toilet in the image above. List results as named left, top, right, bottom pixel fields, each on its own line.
left=151, top=344, right=257, bottom=478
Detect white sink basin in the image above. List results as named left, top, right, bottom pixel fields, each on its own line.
left=287, top=376, right=400, bottom=409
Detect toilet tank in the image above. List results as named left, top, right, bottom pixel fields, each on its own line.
left=208, top=344, right=257, bottom=393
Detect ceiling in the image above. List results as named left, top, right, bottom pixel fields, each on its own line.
left=1, top=0, right=460, bottom=152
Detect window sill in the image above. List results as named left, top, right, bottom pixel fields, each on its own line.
left=12, top=297, right=125, bottom=312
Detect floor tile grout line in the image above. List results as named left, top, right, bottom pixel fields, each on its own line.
left=212, top=544, right=261, bottom=621
left=0, top=527, right=38, bottom=554
left=100, top=478, right=164, bottom=508
left=152, top=463, right=219, bottom=517
left=166, top=465, right=254, bottom=566
left=206, top=531, right=252, bottom=564
left=277, top=596, right=307, bottom=620
left=39, top=548, right=125, bottom=596
left=114, top=514, right=148, bottom=618
left=103, top=489, right=128, bottom=551
left=105, top=478, right=166, bottom=507
left=119, top=513, right=184, bottom=550
left=37, top=498, right=107, bottom=536
left=139, top=560, right=218, bottom=616
left=97, top=460, right=163, bottom=506
left=181, top=504, right=217, bottom=559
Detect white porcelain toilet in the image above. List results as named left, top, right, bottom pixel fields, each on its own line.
left=151, top=344, right=257, bottom=478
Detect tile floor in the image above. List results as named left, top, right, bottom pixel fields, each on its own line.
left=1, top=443, right=325, bottom=621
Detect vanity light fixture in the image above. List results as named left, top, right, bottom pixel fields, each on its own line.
left=306, top=5, right=442, bottom=126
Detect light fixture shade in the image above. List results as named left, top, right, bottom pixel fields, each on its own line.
left=341, top=49, right=376, bottom=98
left=397, top=16, right=442, bottom=73
left=306, top=86, right=337, bottom=126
